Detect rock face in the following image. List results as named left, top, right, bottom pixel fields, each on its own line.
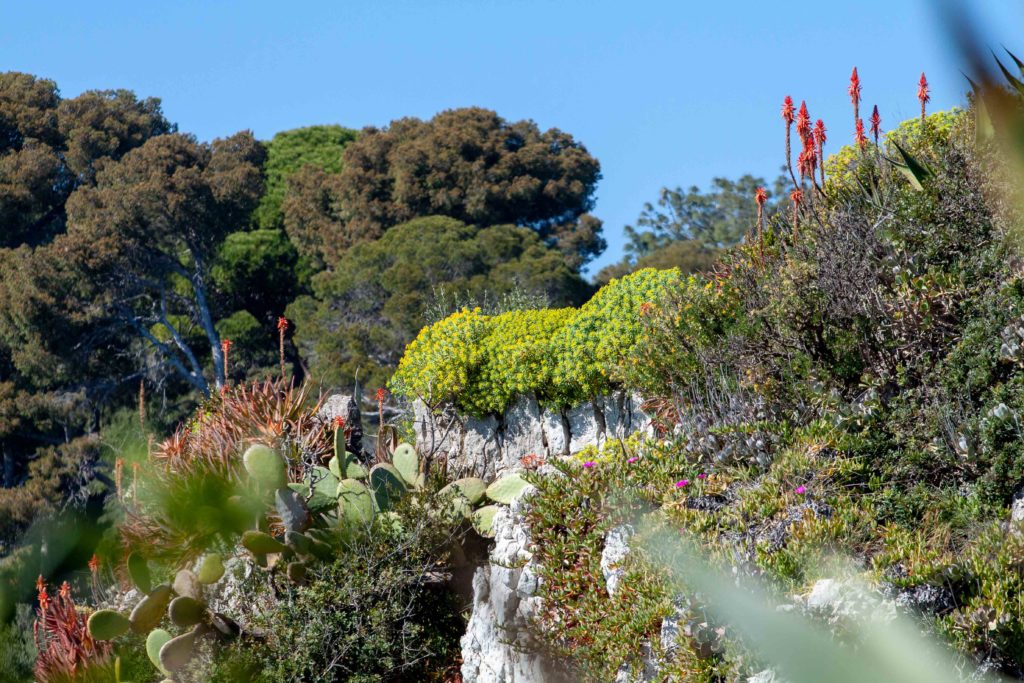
left=414, top=391, right=650, bottom=478
left=318, top=393, right=363, bottom=455
left=460, top=494, right=572, bottom=683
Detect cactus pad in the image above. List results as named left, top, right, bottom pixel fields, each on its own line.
left=243, top=444, right=287, bottom=488
left=337, top=478, right=374, bottom=525
left=159, top=627, right=198, bottom=673
left=87, top=609, right=130, bottom=640
left=146, top=628, right=172, bottom=673
left=241, top=530, right=287, bottom=555
left=168, top=596, right=205, bottom=627
left=130, top=584, right=172, bottom=634
left=196, top=553, right=224, bottom=585
left=485, top=473, right=530, bottom=504
left=392, top=443, right=420, bottom=487
left=439, top=477, right=487, bottom=505
left=127, top=552, right=152, bottom=593
left=275, top=487, right=312, bottom=533
left=368, top=463, right=407, bottom=511
left=472, top=505, right=501, bottom=537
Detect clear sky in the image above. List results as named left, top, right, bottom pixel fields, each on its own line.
left=1, top=1, right=1020, bottom=277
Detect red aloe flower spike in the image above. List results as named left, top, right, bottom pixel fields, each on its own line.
left=855, top=118, right=868, bottom=149
left=754, top=186, right=768, bottom=246
left=333, top=415, right=346, bottom=430
left=796, top=101, right=811, bottom=142
left=781, top=95, right=795, bottom=124
left=790, top=188, right=803, bottom=242
left=782, top=96, right=798, bottom=189
left=849, top=67, right=862, bottom=121
left=220, top=338, right=233, bottom=383
left=813, top=119, right=827, bottom=185
left=88, top=554, right=99, bottom=574
left=277, top=316, right=289, bottom=379
left=870, top=105, right=881, bottom=144
left=918, top=72, right=930, bottom=123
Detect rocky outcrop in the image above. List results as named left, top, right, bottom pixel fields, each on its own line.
left=414, top=391, right=650, bottom=479
left=460, top=493, right=572, bottom=683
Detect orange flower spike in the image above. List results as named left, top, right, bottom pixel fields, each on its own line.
left=782, top=96, right=797, bottom=187
left=849, top=67, right=862, bottom=113
left=781, top=95, right=795, bottom=125
left=796, top=100, right=811, bottom=141
left=918, top=72, right=930, bottom=123
left=276, top=317, right=288, bottom=332
left=812, top=119, right=827, bottom=147
left=36, top=575, right=45, bottom=593
left=855, top=118, right=868, bottom=148
left=789, top=188, right=803, bottom=240
left=754, top=186, right=768, bottom=245
left=59, top=581, right=70, bottom=600
left=813, top=120, right=827, bottom=185
left=870, top=105, right=881, bottom=143
left=88, top=554, right=99, bottom=574
left=220, top=339, right=233, bottom=355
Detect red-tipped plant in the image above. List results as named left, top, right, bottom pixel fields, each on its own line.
left=796, top=100, right=811, bottom=143
left=754, top=186, right=768, bottom=264
left=790, top=188, right=803, bottom=242
left=918, top=72, right=930, bottom=124
left=855, top=118, right=868, bottom=149
left=782, top=95, right=798, bottom=187
left=34, top=579, right=112, bottom=683
left=870, top=105, right=881, bottom=144
left=277, top=316, right=289, bottom=379
left=221, top=338, right=233, bottom=382
left=849, top=67, right=862, bottom=123
left=813, top=119, right=827, bottom=185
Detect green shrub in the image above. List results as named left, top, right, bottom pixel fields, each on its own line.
left=390, top=268, right=680, bottom=416
left=249, top=505, right=463, bottom=682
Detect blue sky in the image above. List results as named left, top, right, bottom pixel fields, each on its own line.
left=1, top=1, right=1020, bottom=277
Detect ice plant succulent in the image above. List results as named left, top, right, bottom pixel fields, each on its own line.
left=918, top=72, right=930, bottom=123
left=583, top=460, right=596, bottom=469
left=675, top=479, right=689, bottom=488
left=795, top=485, right=807, bottom=495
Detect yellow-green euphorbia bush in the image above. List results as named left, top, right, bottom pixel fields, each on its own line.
left=391, top=268, right=682, bottom=416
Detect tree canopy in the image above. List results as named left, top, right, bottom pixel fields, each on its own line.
left=595, top=173, right=788, bottom=284
left=0, top=72, right=173, bottom=248
left=253, top=124, right=358, bottom=231
left=281, top=107, right=605, bottom=271
left=288, top=215, right=591, bottom=390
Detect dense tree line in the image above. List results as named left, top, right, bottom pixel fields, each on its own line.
left=0, top=71, right=766, bottom=551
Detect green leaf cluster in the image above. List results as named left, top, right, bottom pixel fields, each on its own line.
left=390, top=268, right=681, bottom=416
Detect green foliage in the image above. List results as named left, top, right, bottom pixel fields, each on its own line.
left=550, top=268, right=680, bottom=398
left=285, top=107, right=604, bottom=270
left=254, top=124, right=358, bottom=231
left=249, top=506, right=463, bottom=683
left=392, top=268, right=679, bottom=415
left=290, top=215, right=590, bottom=391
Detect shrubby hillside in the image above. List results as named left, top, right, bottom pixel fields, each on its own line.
left=8, top=48, right=1024, bottom=683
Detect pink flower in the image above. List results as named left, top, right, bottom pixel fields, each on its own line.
left=583, top=461, right=596, bottom=469
left=795, top=485, right=807, bottom=495
left=697, top=473, right=707, bottom=480
left=627, top=457, right=639, bottom=464
left=675, top=479, right=689, bottom=488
